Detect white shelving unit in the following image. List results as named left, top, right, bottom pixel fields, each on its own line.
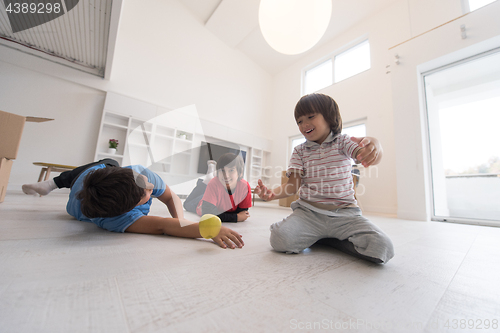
left=94, top=112, right=129, bottom=165
left=95, top=92, right=273, bottom=195
left=94, top=110, right=194, bottom=178
left=248, top=148, right=271, bottom=188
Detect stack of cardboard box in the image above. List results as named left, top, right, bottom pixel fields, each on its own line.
left=0, top=110, right=53, bottom=203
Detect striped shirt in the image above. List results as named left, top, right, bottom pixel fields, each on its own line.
left=287, top=132, right=360, bottom=206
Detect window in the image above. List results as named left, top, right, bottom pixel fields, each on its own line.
left=304, top=59, right=333, bottom=94
left=342, top=122, right=366, bottom=165
left=334, top=40, right=371, bottom=83
left=302, top=39, right=370, bottom=95
left=288, top=135, right=306, bottom=164
left=342, top=123, right=366, bottom=139
left=468, top=0, right=497, bottom=11
left=423, top=48, right=500, bottom=223
left=290, top=136, right=306, bottom=152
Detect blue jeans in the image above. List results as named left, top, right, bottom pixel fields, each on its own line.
left=53, top=159, right=119, bottom=189
left=183, top=179, right=207, bottom=213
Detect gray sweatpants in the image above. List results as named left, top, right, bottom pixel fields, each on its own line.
left=270, top=200, right=394, bottom=264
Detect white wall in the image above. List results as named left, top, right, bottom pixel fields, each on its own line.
left=0, top=0, right=273, bottom=189
left=108, top=0, right=272, bottom=137
left=390, top=1, right=500, bottom=220
left=0, top=62, right=105, bottom=186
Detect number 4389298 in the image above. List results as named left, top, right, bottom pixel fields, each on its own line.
left=444, top=319, right=498, bottom=329
left=5, top=2, right=62, bottom=14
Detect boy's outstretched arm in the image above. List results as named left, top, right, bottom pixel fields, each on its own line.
left=351, top=136, right=383, bottom=167
left=156, top=184, right=185, bottom=219
left=254, top=172, right=301, bottom=201
left=125, top=216, right=244, bottom=249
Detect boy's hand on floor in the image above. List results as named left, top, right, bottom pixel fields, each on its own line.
left=212, top=227, right=244, bottom=249
left=254, top=179, right=275, bottom=201
left=237, top=211, right=250, bottom=222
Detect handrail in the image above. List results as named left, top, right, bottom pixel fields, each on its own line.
left=446, top=173, right=500, bottom=178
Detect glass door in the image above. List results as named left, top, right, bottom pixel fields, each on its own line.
left=423, top=48, right=500, bottom=224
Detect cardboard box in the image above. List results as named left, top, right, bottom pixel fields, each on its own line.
left=279, top=171, right=299, bottom=207
left=0, top=110, right=53, bottom=160
left=0, top=158, right=14, bottom=203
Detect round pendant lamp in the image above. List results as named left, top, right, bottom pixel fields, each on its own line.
left=259, top=0, right=332, bottom=55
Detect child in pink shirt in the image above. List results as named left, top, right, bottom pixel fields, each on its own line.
left=184, top=153, right=252, bottom=222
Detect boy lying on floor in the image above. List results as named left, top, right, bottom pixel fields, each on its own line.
left=22, top=159, right=244, bottom=249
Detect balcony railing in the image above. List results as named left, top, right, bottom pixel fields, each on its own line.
left=444, top=173, right=500, bottom=220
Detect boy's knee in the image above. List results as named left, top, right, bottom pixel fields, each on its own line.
left=368, top=232, right=394, bottom=264
left=269, top=222, right=302, bottom=254
left=351, top=231, right=395, bottom=264
left=382, top=235, right=395, bottom=263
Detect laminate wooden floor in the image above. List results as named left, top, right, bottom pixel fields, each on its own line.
left=1, top=190, right=499, bottom=333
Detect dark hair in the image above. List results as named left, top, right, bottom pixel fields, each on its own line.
left=294, top=93, right=342, bottom=136
left=77, top=167, right=146, bottom=218
left=217, top=153, right=244, bottom=180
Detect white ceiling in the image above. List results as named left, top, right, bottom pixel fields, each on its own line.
left=0, top=0, right=115, bottom=77
left=0, top=0, right=400, bottom=77
left=178, top=0, right=400, bottom=75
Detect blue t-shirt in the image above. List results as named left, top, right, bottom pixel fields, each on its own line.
left=66, top=164, right=166, bottom=232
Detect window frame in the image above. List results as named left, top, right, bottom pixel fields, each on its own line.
left=303, top=58, right=333, bottom=95
left=421, top=46, right=500, bottom=225
left=301, top=36, right=371, bottom=95
left=460, top=0, right=471, bottom=13
left=334, top=39, right=371, bottom=83
left=288, top=134, right=306, bottom=163
left=342, top=118, right=367, bottom=138
left=464, top=0, right=498, bottom=12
